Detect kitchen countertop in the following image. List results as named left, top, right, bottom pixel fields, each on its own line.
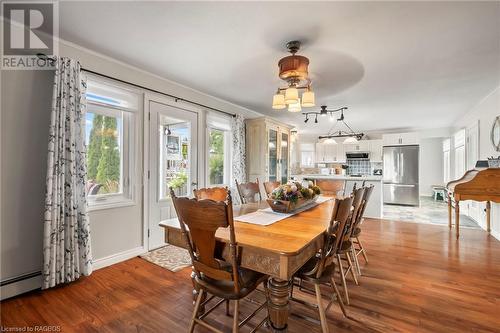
left=292, top=174, right=383, bottom=181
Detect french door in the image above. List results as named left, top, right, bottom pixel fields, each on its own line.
left=147, top=99, right=199, bottom=250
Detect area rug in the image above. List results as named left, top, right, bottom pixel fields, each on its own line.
left=140, top=245, right=192, bottom=272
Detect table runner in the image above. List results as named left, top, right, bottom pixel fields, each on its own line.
left=235, top=196, right=332, bottom=226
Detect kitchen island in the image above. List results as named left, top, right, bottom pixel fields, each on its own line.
left=292, top=174, right=383, bottom=218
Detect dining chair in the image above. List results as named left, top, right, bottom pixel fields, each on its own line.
left=193, top=186, right=229, bottom=202
left=350, top=185, right=374, bottom=275
left=336, top=186, right=365, bottom=305
left=170, top=188, right=268, bottom=333
left=263, top=181, right=280, bottom=198
left=315, top=179, right=346, bottom=196
left=291, top=196, right=354, bottom=333
left=235, top=179, right=262, bottom=203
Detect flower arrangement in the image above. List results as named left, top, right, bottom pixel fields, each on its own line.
left=270, top=181, right=321, bottom=203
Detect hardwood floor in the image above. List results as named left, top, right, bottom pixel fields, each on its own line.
left=2, top=218, right=500, bottom=333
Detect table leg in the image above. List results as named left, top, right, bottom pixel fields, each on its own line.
left=447, top=193, right=452, bottom=229
left=486, top=201, right=491, bottom=234
left=455, top=201, right=460, bottom=239
left=267, top=278, right=292, bottom=332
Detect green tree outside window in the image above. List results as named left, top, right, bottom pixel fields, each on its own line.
left=87, top=113, right=121, bottom=194
left=209, top=129, right=224, bottom=185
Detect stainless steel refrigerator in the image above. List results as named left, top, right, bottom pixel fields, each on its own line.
left=383, top=145, right=419, bottom=206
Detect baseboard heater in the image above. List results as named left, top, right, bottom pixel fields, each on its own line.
left=1, top=271, right=41, bottom=287
left=1, top=271, right=42, bottom=300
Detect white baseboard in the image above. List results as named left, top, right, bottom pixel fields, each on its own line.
left=490, top=229, right=500, bottom=242
left=0, top=274, right=41, bottom=301
left=92, top=246, right=147, bottom=270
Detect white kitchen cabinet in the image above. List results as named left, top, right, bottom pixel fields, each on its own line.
left=315, top=143, right=326, bottom=163
left=336, top=143, right=346, bottom=162
left=383, top=132, right=419, bottom=146
left=369, top=139, right=383, bottom=162
left=246, top=118, right=292, bottom=183
left=315, top=140, right=383, bottom=163
left=315, top=143, right=339, bottom=162
left=324, top=144, right=338, bottom=162
left=343, top=140, right=370, bottom=153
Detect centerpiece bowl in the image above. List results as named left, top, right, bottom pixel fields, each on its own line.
left=266, top=181, right=321, bottom=214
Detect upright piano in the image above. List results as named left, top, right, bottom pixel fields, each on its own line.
left=446, top=168, right=500, bottom=239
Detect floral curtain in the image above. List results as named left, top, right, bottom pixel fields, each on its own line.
left=231, top=115, right=246, bottom=203
left=43, top=57, right=92, bottom=289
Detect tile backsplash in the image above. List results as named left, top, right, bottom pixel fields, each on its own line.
left=346, top=159, right=383, bottom=175
left=346, top=158, right=370, bottom=175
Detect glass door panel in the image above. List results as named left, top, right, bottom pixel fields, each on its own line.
left=281, top=132, right=289, bottom=184
left=159, top=119, right=191, bottom=199
left=148, top=100, right=198, bottom=250
left=268, top=129, right=278, bottom=182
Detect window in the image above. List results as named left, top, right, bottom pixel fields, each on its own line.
left=300, top=143, right=315, bottom=167
left=85, top=77, right=139, bottom=209
left=159, top=118, right=192, bottom=199
left=85, top=107, right=123, bottom=196
left=208, top=128, right=225, bottom=185
left=206, top=112, right=231, bottom=186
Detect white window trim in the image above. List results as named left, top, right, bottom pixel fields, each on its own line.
left=206, top=126, right=232, bottom=187
left=85, top=80, right=140, bottom=211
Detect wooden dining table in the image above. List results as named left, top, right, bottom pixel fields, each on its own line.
left=159, top=198, right=336, bottom=332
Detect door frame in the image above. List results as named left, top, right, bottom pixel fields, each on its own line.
left=143, top=92, right=206, bottom=251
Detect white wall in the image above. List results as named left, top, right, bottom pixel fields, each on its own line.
left=453, top=87, right=500, bottom=240
left=1, top=70, right=54, bottom=298
left=419, top=138, right=444, bottom=196
left=0, top=40, right=260, bottom=299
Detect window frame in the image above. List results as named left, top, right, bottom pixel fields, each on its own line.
left=206, top=125, right=231, bottom=187
left=85, top=84, right=138, bottom=211
left=299, top=143, right=315, bottom=167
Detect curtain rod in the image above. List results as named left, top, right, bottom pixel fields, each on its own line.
left=82, top=68, right=237, bottom=118
left=36, top=53, right=237, bottom=118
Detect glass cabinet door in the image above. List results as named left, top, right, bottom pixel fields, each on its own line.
left=268, top=129, right=278, bottom=182
left=281, top=132, right=289, bottom=184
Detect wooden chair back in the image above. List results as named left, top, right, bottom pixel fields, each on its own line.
left=263, top=181, right=281, bottom=197
left=193, top=186, right=229, bottom=202
left=315, top=179, right=346, bottom=196
left=344, top=186, right=366, bottom=241
left=170, top=188, right=241, bottom=293
left=303, top=196, right=354, bottom=279
left=351, top=185, right=374, bottom=232
left=235, top=179, right=262, bottom=203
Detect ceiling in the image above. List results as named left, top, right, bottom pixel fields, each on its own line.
left=60, top=1, right=500, bottom=135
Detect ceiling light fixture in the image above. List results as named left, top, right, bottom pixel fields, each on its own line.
left=272, top=41, right=315, bottom=112
left=303, top=105, right=348, bottom=122
left=315, top=106, right=364, bottom=141
left=288, top=98, right=302, bottom=112
left=343, top=136, right=359, bottom=143
left=324, top=138, right=337, bottom=145
left=272, top=91, right=286, bottom=109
